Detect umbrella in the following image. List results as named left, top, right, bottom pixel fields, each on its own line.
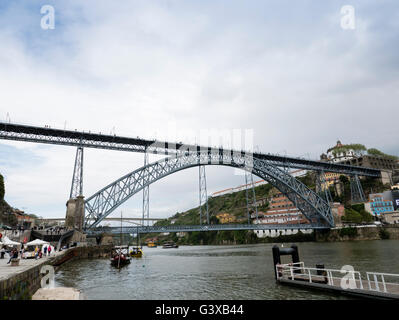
left=26, top=239, right=49, bottom=246
left=0, top=236, right=21, bottom=246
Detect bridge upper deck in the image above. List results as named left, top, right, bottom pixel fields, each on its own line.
left=0, top=121, right=380, bottom=177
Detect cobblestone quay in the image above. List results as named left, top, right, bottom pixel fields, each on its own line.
left=0, top=245, right=112, bottom=300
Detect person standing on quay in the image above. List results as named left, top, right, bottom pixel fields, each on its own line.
left=44, top=245, right=48, bottom=256
left=48, top=245, right=52, bottom=256
left=7, top=248, right=18, bottom=264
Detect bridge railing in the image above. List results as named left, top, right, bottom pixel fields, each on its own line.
left=276, top=263, right=364, bottom=288
left=85, top=223, right=326, bottom=235
left=366, top=272, right=399, bottom=293
left=277, top=263, right=399, bottom=295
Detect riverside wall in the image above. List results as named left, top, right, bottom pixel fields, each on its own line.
left=315, top=225, right=399, bottom=242
left=0, top=244, right=112, bottom=300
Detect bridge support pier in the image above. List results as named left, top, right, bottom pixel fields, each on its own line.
left=65, top=195, right=85, bottom=231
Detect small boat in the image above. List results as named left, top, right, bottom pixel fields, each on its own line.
left=129, top=247, right=143, bottom=258
left=110, top=251, right=131, bottom=267
left=147, top=242, right=157, bottom=248
left=111, top=212, right=131, bottom=268
left=162, top=241, right=179, bottom=249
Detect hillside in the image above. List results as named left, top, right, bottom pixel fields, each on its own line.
left=155, top=182, right=274, bottom=228
left=145, top=171, right=388, bottom=245
left=0, top=173, right=17, bottom=226
left=145, top=175, right=319, bottom=245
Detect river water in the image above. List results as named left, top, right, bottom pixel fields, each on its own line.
left=54, top=240, right=399, bottom=300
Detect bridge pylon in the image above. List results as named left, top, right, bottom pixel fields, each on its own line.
left=315, top=170, right=333, bottom=205
left=142, top=149, right=150, bottom=227
left=70, top=146, right=84, bottom=199
left=199, top=165, right=209, bottom=225
left=350, top=174, right=366, bottom=204
left=65, top=146, right=85, bottom=231
left=245, top=170, right=258, bottom=224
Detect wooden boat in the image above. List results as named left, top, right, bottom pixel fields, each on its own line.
left=129, top=247, right=143, bottom=258
left=129, top=227, right=143, bottom=258
left=162, top=241, right=179, bottom=249
left=110, top=251, right=131, bottom=267
left=111, top=212, right=131, bottom=268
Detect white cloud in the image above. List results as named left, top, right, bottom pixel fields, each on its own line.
left=0, top=0, right=398, bottom=220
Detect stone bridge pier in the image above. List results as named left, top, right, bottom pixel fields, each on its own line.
left=65, top=195, right=85, bottom=232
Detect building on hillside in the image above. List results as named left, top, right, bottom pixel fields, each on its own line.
left=392, top=190, right=399, bottom=210
left=11, top=209, right=36, bottom=229
left=254, top=210, right=306, bottom=225
left=341, top=155, right=398, bottom=171
left=321, top=141, right=398, bottom=185
left=322, top=140, right=362, bottom=163
left=331, top=202, right=345, bottom=226
left=364, top=193, right=394, bottom=217
left=216, top=213, right=236, bottom=224
left=252, top=189, right=313, bottom=238
left=381, top=211, right=399, bottom=224
left=315, top=171, right=343, bottom=191
left=253, top=228, right=313, bottom=238
left=15, top=214, right=35, bottom=229
left=176, top=232, right=187, bottom=238
left=265, top=190, right=308, bottom=222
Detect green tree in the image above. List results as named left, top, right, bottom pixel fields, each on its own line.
left=367, top=148, right=398, bottom=160
left=342, top=208, right=362, bottom=223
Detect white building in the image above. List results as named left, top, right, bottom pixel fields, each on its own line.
left=324, top=140, right=364, bottom=163
left=253, top=228, right=313, bottom=238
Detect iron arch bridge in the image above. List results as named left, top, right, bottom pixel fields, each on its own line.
left=0, top=122, right=381, bottom=234
left=84, top=151, right=335, bottom=232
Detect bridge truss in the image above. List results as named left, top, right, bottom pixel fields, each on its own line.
left=84, top=151, right=336, bottom=230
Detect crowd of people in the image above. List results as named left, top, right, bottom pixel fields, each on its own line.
left=1, top=244, right=55, bottom=263
left=45, top=227, right=66, bottom=235
left=33, top=226, right=67, bottom=234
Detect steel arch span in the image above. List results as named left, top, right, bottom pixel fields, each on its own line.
left=84, top=151, right=334, bottom=230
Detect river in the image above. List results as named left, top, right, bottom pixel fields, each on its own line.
left=54, top=240, right=399, bottom=300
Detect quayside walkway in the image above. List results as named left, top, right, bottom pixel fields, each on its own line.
left=0, top=250, right=66, bottom=282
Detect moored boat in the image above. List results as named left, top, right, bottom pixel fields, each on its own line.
left=110, top=252, right=131, bottom=267
left=162, top=241, right=179, bottom=249
left=110, top=212, right=131, bottom=268
left=129, top=247, right=143, bottom=258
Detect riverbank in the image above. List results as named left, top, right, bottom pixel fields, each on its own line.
left=0, top=244, right=112, bottom=300
left=143, top=225, right=399, bottom=246
left=315, top=225, right=399, bottom=242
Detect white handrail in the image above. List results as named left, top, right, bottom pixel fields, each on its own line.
left=366, top=271, right=399, bottom=293
left=277, top=262, right=399, bottom=295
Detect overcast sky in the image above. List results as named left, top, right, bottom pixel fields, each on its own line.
left=0, top=0, right=398, bottom=222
